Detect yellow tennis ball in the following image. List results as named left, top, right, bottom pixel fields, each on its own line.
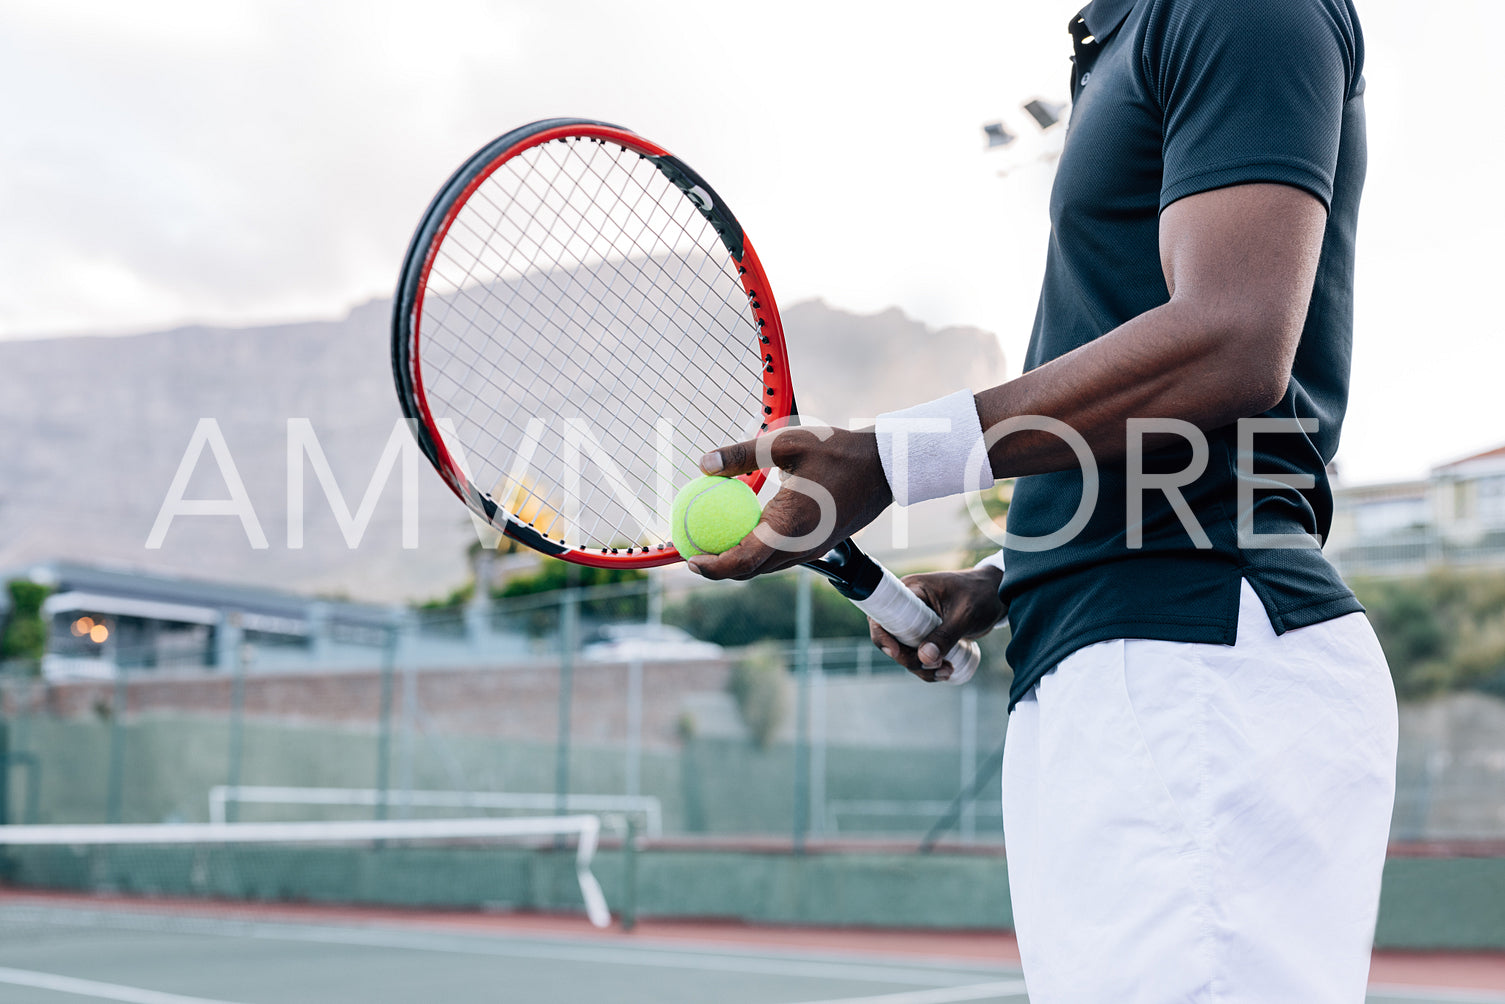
left=671, top=476, right=762, bottom=557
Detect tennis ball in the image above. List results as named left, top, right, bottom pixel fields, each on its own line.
left=671, top=476, right=762, bottom=557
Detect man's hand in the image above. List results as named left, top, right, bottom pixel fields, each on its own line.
left=686, top=425, right=891, bottom=580
left=871, top=566, right=1007, bottom=683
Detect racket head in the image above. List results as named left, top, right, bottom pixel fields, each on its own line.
left=392, top=119, right=795, bottom=567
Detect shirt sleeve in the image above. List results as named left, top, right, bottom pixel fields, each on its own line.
left=1142, top=0, right=1361, bottom=212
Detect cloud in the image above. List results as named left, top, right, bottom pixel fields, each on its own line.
left=0, top=0, right=1497, bottom=485
left=0, top=0, right=1075, bottom=338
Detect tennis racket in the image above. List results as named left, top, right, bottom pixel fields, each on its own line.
left=391, top=118, right=980, bottom=683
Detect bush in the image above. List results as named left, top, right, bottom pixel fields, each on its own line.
left=666, top=572, right=868, bottom=646
left=728, top=643, right=790, bottom=748
left=962, top=481, right=1013, bottom=566
left=420, top=581, right=474, bottom=611
left=1351, top=570, right=1505, bottom=700
left=491, top=559, right=648, bottom=635
left=1, top=579, right=51, bottom=674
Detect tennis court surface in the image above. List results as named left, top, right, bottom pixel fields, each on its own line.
left=2, top=894, right=1501, bottom=1004
left=4, top=596, right=1504, bottom=1003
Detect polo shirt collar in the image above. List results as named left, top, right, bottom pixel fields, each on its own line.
left=1072, top=0, right=1135, bottom=46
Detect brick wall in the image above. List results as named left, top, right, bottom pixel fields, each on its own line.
left=7, top=659, right=733, bottom=750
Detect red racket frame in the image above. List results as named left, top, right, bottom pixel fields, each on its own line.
left=394, top=120, right=796, bottom=568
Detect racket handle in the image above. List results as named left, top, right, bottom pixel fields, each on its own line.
left=849, top=563, right=981, bottom=686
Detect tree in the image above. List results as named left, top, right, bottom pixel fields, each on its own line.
left=962, top=480, right=1013, bottom=566
left=1, top=580, right=52, bottom=674
left=493, top=558, right=648, bottom=634
left=665, top=572, right=869, bottom=646
left=728, top=643, right=791, bottom=748
left=1351, top=570, right=1505, bottom=700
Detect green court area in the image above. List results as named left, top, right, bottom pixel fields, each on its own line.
left=1, top=898, right=1500, bottom=1004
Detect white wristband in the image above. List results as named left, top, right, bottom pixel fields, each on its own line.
left=875, top=390, right=993, bottom=506
left=974, top=550, right=1007, bottom=575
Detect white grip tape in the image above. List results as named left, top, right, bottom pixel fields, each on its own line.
left=853, top=564, right=981, bottom=686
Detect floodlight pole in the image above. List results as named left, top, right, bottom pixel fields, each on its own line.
left=791, top=569, right=813, bottom=853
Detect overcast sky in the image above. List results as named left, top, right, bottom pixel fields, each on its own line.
left=0, top=0, right=1498, bottom=485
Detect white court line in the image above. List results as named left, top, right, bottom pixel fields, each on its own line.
left=1368, top=985, right=1505, bottom=1004
left=790, top=979, right=1505, bottom=1004
left=224, top=922, right=998, bottom=988
left=790, top=981, right=1030, bottom=1004
left=0, top=967, right=243, bottom=1004
left=8, top=907, right=1009, bottom=989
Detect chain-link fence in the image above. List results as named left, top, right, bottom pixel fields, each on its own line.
left=0, top=570, right=1010, bottom=848
left=3, top=568, right=1504, bottom=844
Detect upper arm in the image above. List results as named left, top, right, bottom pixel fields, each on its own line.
left=1159, top=182, right=1327, bottom=328
left=1144, top=0, right=1356, bottom=396
left=1158, top=183, right=1327, bottom=402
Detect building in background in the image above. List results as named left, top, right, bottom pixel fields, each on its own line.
left=1330, top=443, right=1505, bottom=576
left=1431, top=444, right=1505, bottom=545
left=0, top=560, right=396, bottom=680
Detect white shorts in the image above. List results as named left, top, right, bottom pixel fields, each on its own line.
left=1002, top=579, right=1399, bottom=1003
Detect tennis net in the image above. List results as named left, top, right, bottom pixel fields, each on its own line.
left=0, top=815, right=609, bottom=929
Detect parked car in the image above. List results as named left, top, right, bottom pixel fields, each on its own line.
left=580, top=624, right=724, bottom=662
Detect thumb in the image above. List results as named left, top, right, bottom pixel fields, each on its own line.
left=920, top=625, right=978, bottom=685
left=700, top=438, right=762, bottom=477
left=903, top=579, right=963, bottom=672
left=915, top=627, right=965, bottom=672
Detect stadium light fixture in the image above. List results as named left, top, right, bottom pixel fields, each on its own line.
left=1022, top=99, right=1065, bottom=130
left=984, top=96, right=1069, bottom=177
left=983, top=122, right=1015, bottom=149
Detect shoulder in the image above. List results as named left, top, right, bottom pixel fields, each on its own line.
left=1138, top=0, right=1363, bottom=99
left=1140, top=0, right=1360, bottom=36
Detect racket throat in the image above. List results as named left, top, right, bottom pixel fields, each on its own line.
left=802, top=539, right=883, bottom=601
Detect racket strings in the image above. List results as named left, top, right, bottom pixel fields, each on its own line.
left=416, top=135, right=768, bottom=552
left=426, top=263, right=706, bottom=551
left=529, top=139, right=762, bottom=401
left=431, top=174, right=724, bottom=483
left=440, top=142, right=752, bottom=440
left=529, top=140, right=757, bottom=390
left=438, top=165, right=745, bottom=545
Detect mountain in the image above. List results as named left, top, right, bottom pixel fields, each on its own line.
left=780, top=300, right=1008, bottom=428
left=0, top=299, right=1005, bottom=602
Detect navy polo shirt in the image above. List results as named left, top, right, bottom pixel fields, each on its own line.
left=1001, top=0, right=1368, bottom=709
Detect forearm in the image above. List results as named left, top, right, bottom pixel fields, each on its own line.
left=975, top=297, right=1289, bottom=480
